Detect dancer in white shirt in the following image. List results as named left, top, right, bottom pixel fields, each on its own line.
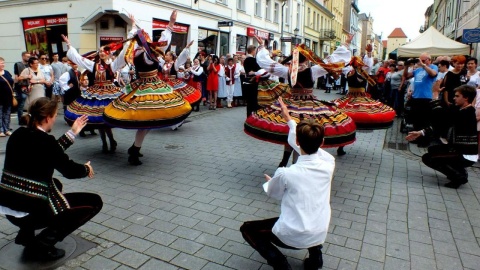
left=240, top=97, right=335, bottom=270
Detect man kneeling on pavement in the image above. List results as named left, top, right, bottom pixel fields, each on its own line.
left=240, top=97, right=334, bottom=270
left=406, top=85, right=478, bottom=189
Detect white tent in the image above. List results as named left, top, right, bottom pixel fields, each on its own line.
left=397, top=26, right=470, bottom=57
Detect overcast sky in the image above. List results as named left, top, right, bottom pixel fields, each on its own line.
left=357, top=0, right=434, bottom=42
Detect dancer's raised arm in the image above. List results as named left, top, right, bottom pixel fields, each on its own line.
left=63, top=34, right=94, bottom=72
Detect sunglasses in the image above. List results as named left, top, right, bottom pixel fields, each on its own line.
left=40, top=57, right=47, bottom=60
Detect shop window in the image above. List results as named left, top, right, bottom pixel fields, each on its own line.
left=198, top=28, right=218, bottom=55
left=236, top=34, right=247, bottom=55
left=152, top=19, right=189, bottom=56
left=220, top=32, right=229, bottom=57
left=22, top=15, right=68, bottom=58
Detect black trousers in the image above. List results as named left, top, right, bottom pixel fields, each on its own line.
left=422, top=145, right=475, bottom=182
left=45, top=85, right=53, bottom=99
left=240, top=218, right=297, bottom=266
left=243, top=82, right=259, bottom=117
left=7, top=192, right=102, bottom=244
left=410, top=98, right=432, bottom=132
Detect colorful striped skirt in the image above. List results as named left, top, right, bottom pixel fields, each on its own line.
left=332, top=88, right=395, bottom=129
left=245, top=97, right=357, bottom=148
left=103, top=71, right=192, bottom=129
left=64, top=82, right=122, bottom=128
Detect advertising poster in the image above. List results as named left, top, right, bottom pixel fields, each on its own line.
left=22, top=15, right=68, bottom=58
left=22, top=18, right=48, bottom=58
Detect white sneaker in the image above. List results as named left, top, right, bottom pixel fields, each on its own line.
left=0, top=133, right=5, bottom=137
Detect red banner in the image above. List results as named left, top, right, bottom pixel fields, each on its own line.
left=152, top=19, right=189, bottom=34
left=45, top=15, right=68, bottom=26
left=246, top=27, right=269, bottom=40
left=100, top=36, right=124, bottom=42
left=22, top=18, right=46, bottom=31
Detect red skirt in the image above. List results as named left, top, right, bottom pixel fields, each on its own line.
left=332, top=90, right=395, bottom=129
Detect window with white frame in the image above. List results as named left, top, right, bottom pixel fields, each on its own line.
left=307, top=8, right=310, bottom=27
left=296, top=3, right=301, bottom=29
left=313, top=11, right=316, bottom=29
left=274, top=2, right=279, bottom=23
left=285, top=0, right=290, bottom=25
left=266, top=0, right=271, bottom=20
left=237, top=0, right=245, bottom=11
left=255, top=0, right=262, bottom=17
left=217, top=0, right=227, bottom=5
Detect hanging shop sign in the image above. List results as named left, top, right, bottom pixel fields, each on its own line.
left=246, top=27, right=269, bottom=40
left=462, top=29, right=480, bottom=43
left=218, top=21, right=233, bottom=27
left=152, top=19, right=189, bottom=34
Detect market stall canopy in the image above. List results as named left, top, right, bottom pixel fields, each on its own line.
left=397, top=26, right=470, bottom=57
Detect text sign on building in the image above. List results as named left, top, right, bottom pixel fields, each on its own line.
left=45, top=16, right=68, bottom=26
left=246, top=27, right=269, bottom=40
left=100, top=37, right=124, bottom=42
left=281, top=37, right=292, bottom=42
left=22, top=18, right=46, bottom=31
left=152, top=19, right=189, bottom=34
left=218, top=21, right=233, bottom=27
left=462, top=29, right=480, bottom=43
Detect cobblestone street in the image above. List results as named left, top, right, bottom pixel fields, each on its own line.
left=0, top=90, right=479, bottom=270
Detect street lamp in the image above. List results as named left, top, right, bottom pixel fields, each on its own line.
left=294, top=27, right=299, bottom=45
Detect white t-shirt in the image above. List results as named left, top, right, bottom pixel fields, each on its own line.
left=467, top=71, right=480, bottom=88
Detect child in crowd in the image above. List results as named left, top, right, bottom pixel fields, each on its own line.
left=225, top=58, right=239, bottom=108
left=177, top=65, right=185, bottom=81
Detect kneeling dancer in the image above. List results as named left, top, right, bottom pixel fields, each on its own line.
left=0, top=98, right=102, bottom=260
left=240, top=97, right=334, bottom=270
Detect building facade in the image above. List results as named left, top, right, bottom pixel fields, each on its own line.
left=342, top=0, right=360, bottom=55
left=304, top=0, right=335, bottom=57
left=0, top=0, right=289, bottom=67
left=359, top=13, right=378, bottom=57
left=386, top=28, right=407, bottom=56
left=325, top=0, right=345, bottom=54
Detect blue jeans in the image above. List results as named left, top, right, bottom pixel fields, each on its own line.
left=16, top=92, right=27, bottom=124
left=0, top=105, right=11, bottom=133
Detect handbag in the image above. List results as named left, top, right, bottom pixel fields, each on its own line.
left=21, top=68, right=32, bottom=94
left=0, top=74, right=17, bottom=108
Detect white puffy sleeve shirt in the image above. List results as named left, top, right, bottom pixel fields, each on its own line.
left=263, top=120, right=335, bottom=248
left=256, top=45, right=352, bottom=83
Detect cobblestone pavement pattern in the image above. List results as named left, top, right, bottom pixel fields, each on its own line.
left=0, top=91, right=479, bottom=270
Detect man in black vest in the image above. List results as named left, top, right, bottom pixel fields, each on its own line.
left=59, top=61, right=80, bottom=112
left=59, top=61, right=96, bottom=137
left=406, top=85, right=478, bottom=189
left=13, top=51, right=31, bottom=123
left=243, top=45, right=261, bottom=117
